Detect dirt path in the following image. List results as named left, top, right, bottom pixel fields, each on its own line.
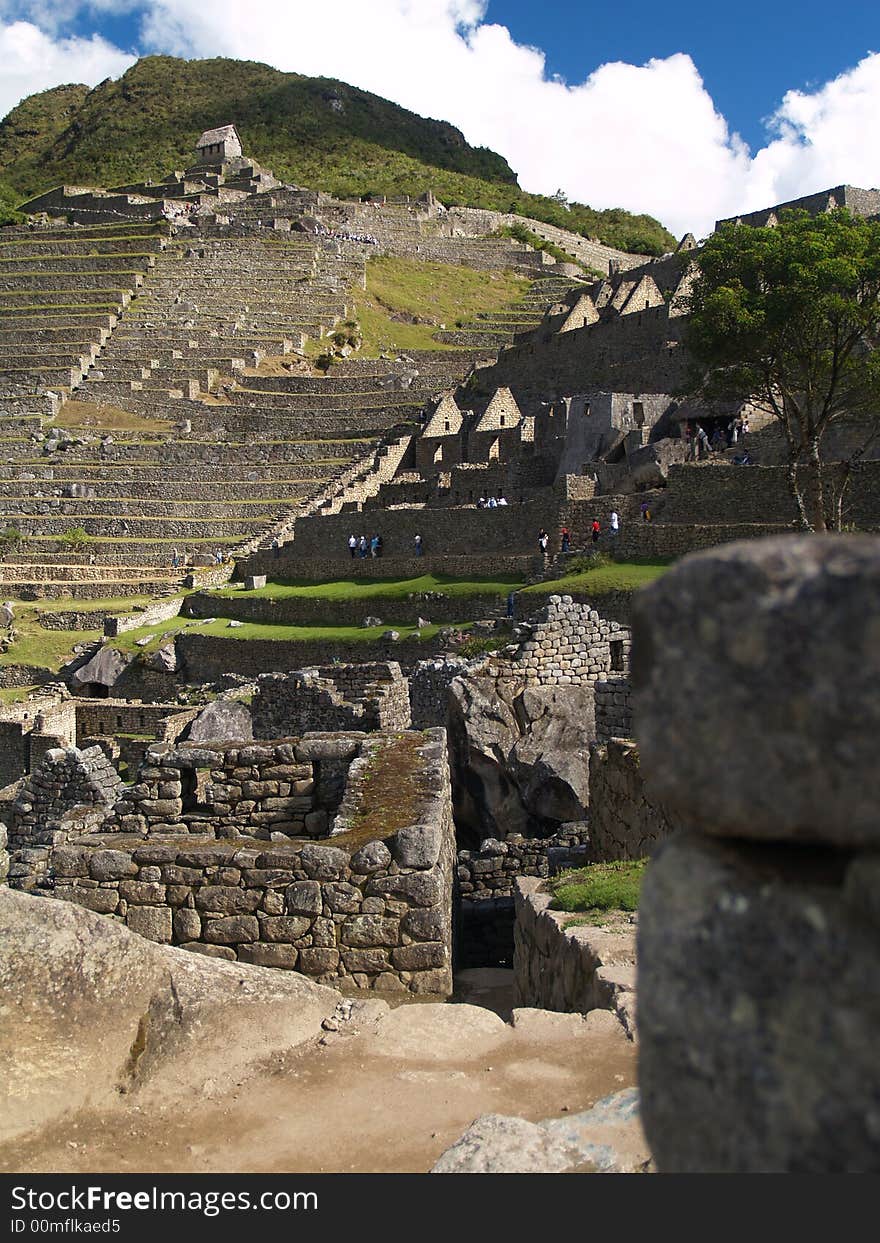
left=2, top=975, right=637, bottom=1174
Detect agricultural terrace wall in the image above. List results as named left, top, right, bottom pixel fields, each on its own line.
left=183, top=589, right=509, bottom=629
left=655, top=462, right=880, bottom=528
left=239, top=550, right=542, bottom=582
left=171, top=632, right=453, bottom=686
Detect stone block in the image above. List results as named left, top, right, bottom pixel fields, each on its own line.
left=259, top=915, right=313, bottom=942
left=285, top=880, right=322, bottom=916
left=392, top=941, right=447, bottom=971
left=633, top=536, right=880, bottom=846
left=341, top=915, right=400, bottom=947
left=238, top=943, right=299, bottom=969
left=180, top=941, right=236, bottom=961
left=194, top=885, right=261, bottom=915
left=365, top=867, right=443, bottom=907
left=298, top=947, right=340, bottom=975
left=119, top=880, right=166, bottom=905
left=324, top=882, right=362, bottom=914
left=300, top=843, right=349, bottom=880
left=638, top=832, right=880, bottom=1173
left=341, top=947, right=390, bottom=973
left=203, top=915, right=259, bottom=944
left=58, top=887, right=119, bottom=915
left=349, top=840, right=391, bottom=874
left=389, top=820, right=443, bottom=869
left=401, top=907, right=447, bottom=942
left=126, top=905, right=172, bottom=944
left=89, top=850, right=138, bottom=881
left=173, top=908, right=202, bottom=941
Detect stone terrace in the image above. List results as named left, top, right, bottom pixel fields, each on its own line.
left=0, top=222, right=168, bottom=394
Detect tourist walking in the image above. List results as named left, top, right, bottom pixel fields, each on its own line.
left=610, top=510, right=620, bottom=540
left=640, top=499, right=651, bottom=523
left=370, top=535, right=380, bottom=558
left=498, top=495, right=508, bottom=506
left=348, top=534, right=358, bottom=559
left=414, top=533, right=423, bottom=556
left=591, top=519, right=601, bottom=545
left=560, top=526, right=571, bottom=554
left=358, top=535, right=368, bottom=558
left=171, top=547, right=180, bottom=569
left=696, top=425, right=710, bottom=459
left=538, top=528, right=549, bottom=559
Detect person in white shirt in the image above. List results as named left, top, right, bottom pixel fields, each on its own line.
left=610, top=511, right=620, bottom=539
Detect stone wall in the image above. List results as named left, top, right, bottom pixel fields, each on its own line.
left=457, top=826, right=590, bottom=901
left=253, top=663, right=411, bottom=736
left=588, top=739, right=673, bottom=861
left=172, top=632, right=452, bottom=686
left=634, top=535, right=880, bottom=1172
left=501, top=595, right=632, bottom=687
left=105, top=737, right=345, bottom=840
left=12, top=728, right=456, bottom=995
left=512, top=877, right=636, bottom=1035
left=409, top=657, right=471, bottom=728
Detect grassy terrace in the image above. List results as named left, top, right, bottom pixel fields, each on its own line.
left=217, top=572, right=526, bottom=601
left=521, top=559, right=671, bottom=597
left=49, top=401, right=172, bottom=434
left=549, top=860, right=647, bottom=926
left=113, top=617, right=462, bottom=652
left=350, top=256, right=531, bottom=356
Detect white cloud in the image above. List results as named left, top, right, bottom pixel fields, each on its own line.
left=0, top=20, right=134, bottom=119
left=1, top=1, right=879, bottom=238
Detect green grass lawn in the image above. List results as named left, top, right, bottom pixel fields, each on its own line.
left=522, top=559, right=670, bottom=597
left=218, top=573, right=525, bottom=602
left=113, top=616, right=467, bottom=652
left=350, top=256, right=531, bottom=356
left=0, top=609, right=101, bottom=670
left=549, top=860, right=647, bottom=923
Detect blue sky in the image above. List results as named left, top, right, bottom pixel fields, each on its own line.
left=493, top=0, right=879, bottom=150
left=1, top=0, right=879, bottom=235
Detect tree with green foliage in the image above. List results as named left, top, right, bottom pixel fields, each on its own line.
left=683, top=208, right=880, bottom=531
left=61, top=526, right=91, bottom=550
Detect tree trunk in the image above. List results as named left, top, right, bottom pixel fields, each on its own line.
left=807, top=436, right=827, bottom=532
left=786, top=458, right=813, bottom=531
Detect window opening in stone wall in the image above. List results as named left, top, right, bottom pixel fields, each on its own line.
left=633, top=401, right=645, bottom=427
left=610, top=640, right=624, bottom=672
left=181, top=767, right=214, bottom=813
left=584, top=402, right=591, bottom=417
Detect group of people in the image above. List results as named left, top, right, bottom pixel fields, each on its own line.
left=315, top=223, right=379, bottom=246
left=685, top=416, right=750, bottom=461
left=542, top=511, right=621, bottom=558
left=346, top=533, right=424, bottom=558
left=170, top=547, right=230, bottom=569
left=477, top=495, right=509, bottom=508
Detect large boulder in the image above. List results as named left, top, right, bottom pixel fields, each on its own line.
left=187, top=697, right=253, bottom=742
left=447, top=672, right=594, bottom=845
left=432, top=1088, right=649, bottom=1173
left=71, top=645, right=133, bottom=690
left=0, top=887, right=337, bottom=1142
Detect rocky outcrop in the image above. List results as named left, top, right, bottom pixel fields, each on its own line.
left=187, top=697, right=254, bottom=742
left=432, top=1086, right=649, bottom=1173
left=71, top=645, right=133, bottom=691
left=448, top=671, right=593, bottom=846
left=0, top=886, right=337, bottom=1143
